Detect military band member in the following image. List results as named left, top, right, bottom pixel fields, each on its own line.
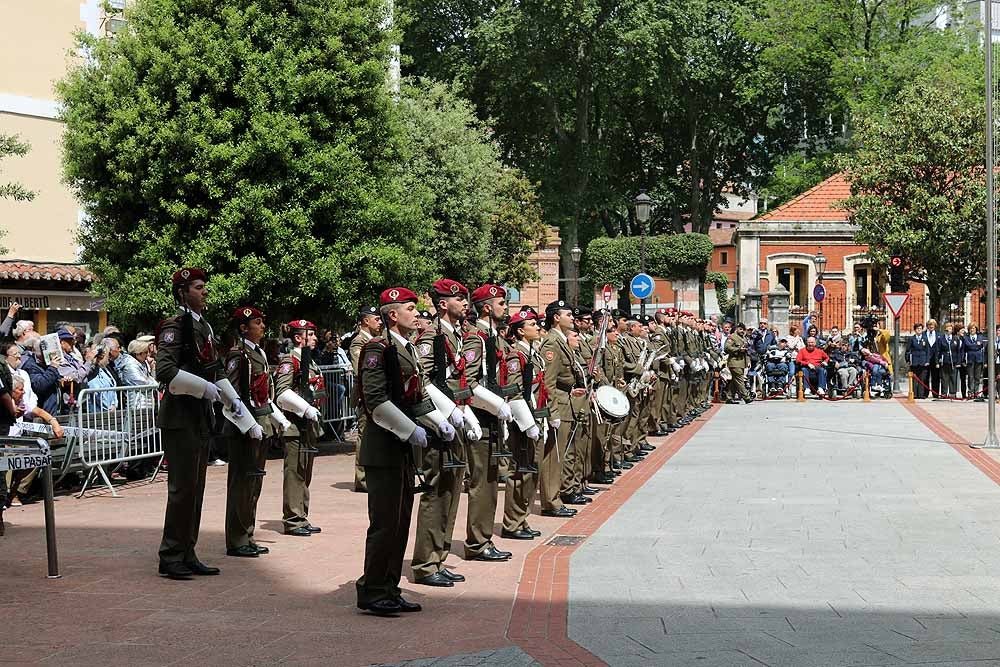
left=223, top=307, right=290, bottom=558
left=464, top=285, right=515, bottom=561
left=274, top=320, right=325, bottom=536
left=356, top=287, right=457, bottom=616
left=537, top=300, right=580, bottom=518
left=156, top=268, right=246, bottom=580
left=350, top=306, right=383, bottom=493
left=561, top=328, right=593, bottom=504
left=500, top=310, right=544, bottom=539
left=411, top=279, right=473, bottom=587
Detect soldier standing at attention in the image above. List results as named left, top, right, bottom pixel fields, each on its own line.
left=725, top=323, right=752, bottom=404
left=223, top=306, right=290, bottom=558
left=464, top=284, right=516, bottom=561
left=350, top=306, right=382, bottom=493
left=156, top=268, right=248, bottom=580
left=356, top=287, right=457, bottom=616
left=274, top=320, right=325, bottom=536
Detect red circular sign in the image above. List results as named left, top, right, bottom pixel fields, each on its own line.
left=602, top=284, right=613, bottom=303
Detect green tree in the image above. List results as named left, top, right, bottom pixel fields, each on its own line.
left=0, top=133, right=36, bottom=254
left=59, top=0, right=422, bottom=329
left=395, top=78, right=546, bottom=289
left=837, top=69, right=985, bottom=319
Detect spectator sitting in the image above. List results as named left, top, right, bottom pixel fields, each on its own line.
left=829, top=341, right=859, bottom=395
left=84, top=344, right=118, bottom=412
left=764, top=339, right=794, bottom=391
left=805, top=324, right=826, bottom=349
left=785, top=324, right=805, bottom=354
left=7, top=375, right=64, bottom=507
left=55, top=327, right=96, bottom=413
left=117, top=339, right=156, bottom=385
left=4, top=343, right=36, bottom=415
left=20, top=335, right=62, bottom=415
left=796, top=336, right=830, bottom=396
left=848, top=322, right=870, bottom=352
left=827, top=326, right=843, bottom=347
left=860, top=347, right=890, bottom=393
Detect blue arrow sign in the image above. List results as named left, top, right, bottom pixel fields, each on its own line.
left=630, top=273, right=654, bottom=300
left=813, top=283, right=826, bottom=303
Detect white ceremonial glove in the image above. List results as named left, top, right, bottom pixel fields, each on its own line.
left=550, top=418, right=561, bottom=431
left=269, top=404, right=291, bottom=433
left=304, top=406, right=321, bottom=422
left=203, top=383, right=222, bottom=403
left=463, top=407, right=483, bottom=440
left=526, top=424, right=540, bottom=441
left=408, top=425, right=428, bottom=448
left=231, top=398, right=247, bottom=419
left=448, top=407, right=465, bottom=428
left=248, top=424, right=264, bottom=440
left=497, top=403, right=513, bottom=422
left=438, top=420, right=456, bottom=442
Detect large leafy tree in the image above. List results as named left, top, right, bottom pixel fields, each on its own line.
left=0, top=133, right=36, bottom=254
left=60, top=0, right=427, bottom=328
left=837, top=66, right=986, bottom=320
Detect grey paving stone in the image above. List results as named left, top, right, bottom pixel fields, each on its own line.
left=568, top=402, right=1000, bottom=666
left=375, top=646, right=539, bottom=667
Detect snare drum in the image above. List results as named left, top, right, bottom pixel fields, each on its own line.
left=595, top=385, right=630, bottom=423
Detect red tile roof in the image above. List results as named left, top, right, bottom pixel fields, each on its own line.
left=708, top=228, right=735, bottom=247
left=757, top=174, right=852, bottom=222
left=0, top=261, right=95, bottom=282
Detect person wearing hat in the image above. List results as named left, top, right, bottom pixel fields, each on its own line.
left=416, top=309, right=434, bottom=334
left=224, top=307, right=290, bottom=558
left=619, top=314, right=650, bottom=462
left=349, top=305, right=384, bottom=493
left=724, top=322, right=752, bottom=404
left=536, top=300, right=582, bottom=517
left=411, top=279, right=474, bottom=587
left=500, top=309, right=545, bottom=539
left=463, top=284, right=516, bottom=561
left=274, top=319, right=325, bottom=536
left=647, top=311, right=675, bottom=437
left=155, top=268, right=248, bottom=580
left=54, top=326, right=96, bottom=414
left=356, top=287, right=456, bottom=616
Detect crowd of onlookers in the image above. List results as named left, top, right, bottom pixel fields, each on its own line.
left=904, top=319, right=994, bottom=400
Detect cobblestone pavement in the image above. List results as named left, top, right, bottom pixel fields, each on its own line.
left=569, top=401, right=1000, bottom=666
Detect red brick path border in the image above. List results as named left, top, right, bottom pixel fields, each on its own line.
left=507, top=406, right=721, bottom=666
left=898, top=399, right=1000, bottom=486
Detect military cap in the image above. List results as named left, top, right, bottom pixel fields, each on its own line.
left=508, top=310, right=537, bottom=326
left=573, top=305, right=592, bottom=318
left=610, top=309, right=624, bottom=319
left=287, top=319, right=317, bottom=331
left=172, top=267, right=207, bottom=287
left=470, top=284, right=507, bottom=303
left=231, top=306, right=265, bottom=322
left=545, top=299, right=570, bottom=314
left=358, top=305, right=378, bottom=320
left=431, top=279, right=469, bottom=297
left=418, top=309, right=433, bottom=320
left=380, top=287, right=418, bottom=305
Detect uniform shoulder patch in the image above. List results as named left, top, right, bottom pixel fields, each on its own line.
left=545, top=350, right=555, bottom=361
left=277, top=361, right=293, bottom=375
left=507, top=358, right=520, bottom=373
left=226, top=358, right=238, bottom=373
left=464, top=349, right=476, bottom=362
left=364, top=349, right=382, bottom=369
left=418, top=342, right=432, bottom=357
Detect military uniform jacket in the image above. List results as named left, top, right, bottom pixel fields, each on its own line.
left=415, top=317, right=469, bottom=402
left=620, top=334, right=644, bottom=380
left=649, top=325, right=674, bottom=381
left=274, top=348, right=325, bottom=438
left=539, top=329, right=581, bottom=422
left=502, top=340, right=544, bottom=420
left=598, top=340, right=624, bottom=388
left=156, top=309, right=221, bottom=430
left=725, top=333, right=749, bottom=369
left=359, top=333, right=429, bottom=468
left=224, top=339, right=276, bottom=437
left=349, top=329, right=373, bottom=376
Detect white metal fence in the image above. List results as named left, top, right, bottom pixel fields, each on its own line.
left=71, top=384, right=163, bottom=497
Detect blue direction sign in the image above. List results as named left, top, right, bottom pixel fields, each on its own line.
left=630, top=273, right=654, bottom=300
left=813, top=283, right=826, bottom=303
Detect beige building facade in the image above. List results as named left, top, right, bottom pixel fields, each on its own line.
left=0, top=0, right=111, bottom=334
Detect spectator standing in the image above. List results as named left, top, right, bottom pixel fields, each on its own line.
left=751, top=319, right=776, bottom=359
left=796, top=336, right=830, bottom=396
left=955, top=326, right=970, bottom=398
left=85, top=348, right=118, bottom=412
left=785, top=324, right=805, bottom=354
left=0, top=302, right=21, bottom=338
left=936, top=323, right=962, bottom=398
left=923, top=319, right=941, bottom=395
left=20, top=336, right=61, bottom=415
left=964, top=324, right=986, bottom=401
left=906, top=323, right=931, bottom=399
left=827, top=326, right=843, bottom=347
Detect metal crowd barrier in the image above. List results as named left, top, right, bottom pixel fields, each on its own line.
left=1, top=436, right=60, bottom=577
left=72, top=384, right=163, bottom=497
left=317, top=364, right=357, bottom=441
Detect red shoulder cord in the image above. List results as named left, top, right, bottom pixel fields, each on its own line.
left=443, top=336, right=471, bottom=405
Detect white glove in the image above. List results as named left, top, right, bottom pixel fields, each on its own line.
left=463, top=407, right=483, bottom=440
left=231, top=398, right=247, bottom=419
left=304, top=406, right=321, bottom=422
left=203, top=383, right=222, bottom=403
left=438, top=420, right=456, bottom=442
left=248, top=424, right=263, bottom=440
left=550, top=418, right=561, bottom=431
left=448, top=407, right=464, bottom=428
left=497, top=403, right=513, bottom=422
left=526, top=424, right=540, bottom=441
left=408, top=425, right=428, bottom=448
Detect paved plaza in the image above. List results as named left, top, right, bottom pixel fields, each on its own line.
left=6, top=400, right=1000, bottom=665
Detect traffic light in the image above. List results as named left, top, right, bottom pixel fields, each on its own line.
left=889, top=254, right=908, bottom=292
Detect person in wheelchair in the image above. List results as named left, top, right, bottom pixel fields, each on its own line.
left=764, top=339, right=793, bottom=395
left=795, top=336, right=830, bottom=397
left=860, top=347, right=892, bottom=398
left=828, top=341, right=860, bottom=397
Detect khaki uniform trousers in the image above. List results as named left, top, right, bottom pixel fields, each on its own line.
left=282, top=431, right=317, bottom=531
left=225, top=434, right=267, bottom=550
left=354, top=412, right=367, bottom=492
left=158, top=424, right=209, bottom=564
left=464, top=414, right=500, bottom=558
left=539, top=422, right=567, bottom=511
left=728, top=365, right=749, bottom=401
left=503, top=429, right=538, bottom=532
left=356, top=464, right=413, bottom=607
left=410, top=434, right=465, bottom=580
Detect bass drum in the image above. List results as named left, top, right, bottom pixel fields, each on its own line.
left=595, top=385, right=630, bottom=423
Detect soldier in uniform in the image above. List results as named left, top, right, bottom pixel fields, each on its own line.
left=350, top=306, right=383, bottom=493
left=594, top=312, right=628, bottom=475
left=224, top=307, right=290, bottom=558
left=274, top=320, right=325, bottom=536
left=463, top=285, right=515, bottom=561
left=156, top=268, right=247, bottom=580
left=725, top=323, right=752, bottom=403
left=500, top=310, right=544, bottom=539
left=537, top=300, right=581, bottom=517
left=356, top=287, right=457, bottom=616
left=411, top=279, right=473, bottom=587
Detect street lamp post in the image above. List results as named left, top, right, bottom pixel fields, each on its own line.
left=635, top=191, right=652, bottom=316
left=813, top=248, right=827, bottom=334
left=570, top=245, right=583, bottom=305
